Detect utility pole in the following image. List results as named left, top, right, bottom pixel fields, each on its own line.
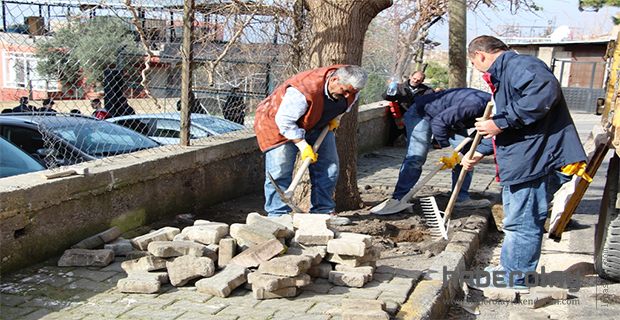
left=448, top=0, right=467, bottom=88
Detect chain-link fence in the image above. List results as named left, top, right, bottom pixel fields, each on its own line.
left=0, top=0, right=302, bottom=170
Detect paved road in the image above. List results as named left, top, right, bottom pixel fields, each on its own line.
left=448, top=112, right=620, bottom=319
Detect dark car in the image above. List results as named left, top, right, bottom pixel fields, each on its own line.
left=0, top=113, right=160, bottom=168
left=0, top=137, right=45, bottom=178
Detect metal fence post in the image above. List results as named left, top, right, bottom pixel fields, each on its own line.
left=180, top=0, right=195, bottom=146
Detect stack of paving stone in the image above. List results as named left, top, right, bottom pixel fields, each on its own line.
left=56, top=212, right=382, bottom=300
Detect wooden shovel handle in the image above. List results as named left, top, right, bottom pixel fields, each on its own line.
left=284, top=124, right=331, bottom=196
left=443, top=101, right=494, bottom=221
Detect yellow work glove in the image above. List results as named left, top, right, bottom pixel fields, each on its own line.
left=295, top=140, right=318, bottom=164
left=328, top=118, right=340, bottom=131
left=561, top=161, right=592, bottom=182
left=439, top=151, right=461, bottom=170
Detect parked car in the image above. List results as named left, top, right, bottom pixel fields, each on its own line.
left=0, top=137, right=45, bottom=178
left=107, top=113, right=245, bottom=145
left=0, top=113, right=160, bottom=168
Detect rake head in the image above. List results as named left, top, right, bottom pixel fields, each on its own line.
left=420, top=196, right=448, bottom=240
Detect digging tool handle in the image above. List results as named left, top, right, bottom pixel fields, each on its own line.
left=443, top=101, right=494, bottom=221
left=284, top=125, right=331, bottom=196
left=400, top=135, right=474, bottom=203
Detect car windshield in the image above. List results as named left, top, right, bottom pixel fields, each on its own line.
left=192, top=117, right=244, bottom=134
left=0, top=138, right=45, bottom=178
left=43, top=120, right=159, bottom=157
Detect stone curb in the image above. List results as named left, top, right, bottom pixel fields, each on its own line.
left=396, top=211, right=491, bottom=320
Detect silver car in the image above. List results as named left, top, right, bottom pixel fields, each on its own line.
left=107, top=113, right=245, bottom=145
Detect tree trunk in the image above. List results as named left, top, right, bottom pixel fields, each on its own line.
left=448, top=0, right=467, bottom=88
left=303, top=0, right=392, bottom=211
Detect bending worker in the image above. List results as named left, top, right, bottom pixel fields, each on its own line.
left=254, top=65, right=368, bottom=219
left=372, top=88, right=493, bottom=215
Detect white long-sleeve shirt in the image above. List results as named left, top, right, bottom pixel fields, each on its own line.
left=274, top=80, right=358, bottom=140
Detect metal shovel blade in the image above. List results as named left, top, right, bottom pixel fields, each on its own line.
left=267, top=172, right=304, bottom=214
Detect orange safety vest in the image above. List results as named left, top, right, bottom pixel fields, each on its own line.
left=253, top=65, right=356, bottom=152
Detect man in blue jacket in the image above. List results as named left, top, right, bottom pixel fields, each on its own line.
left=372, top=88, right=492, bottom=215
left=463, top=35, right=586, bottom=288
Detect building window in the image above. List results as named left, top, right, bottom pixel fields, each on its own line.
left=4, top=52, right=58, bottom=91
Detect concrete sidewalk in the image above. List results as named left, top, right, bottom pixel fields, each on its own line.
left=448, top=113, right=620, bottom=319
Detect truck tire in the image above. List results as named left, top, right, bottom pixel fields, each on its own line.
left=595, top=152, right=620, bottom=281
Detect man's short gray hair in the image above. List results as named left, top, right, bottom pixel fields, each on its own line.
left=333, top=65, right=368, bottom=90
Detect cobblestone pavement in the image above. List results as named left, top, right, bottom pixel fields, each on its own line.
left=0, top=136, right=500, bottom=320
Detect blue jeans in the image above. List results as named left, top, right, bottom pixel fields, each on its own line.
left=263, top=129, right=339, bottom=216
left=392, top=109, right=472, bottom=201
left=500, top=170, right=570, bottom=286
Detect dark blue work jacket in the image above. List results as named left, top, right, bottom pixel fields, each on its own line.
left=477, top=51, right=587, bottom=186
left=409, top=88, right=491, bottom=147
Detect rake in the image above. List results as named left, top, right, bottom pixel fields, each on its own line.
left=420, top=101, right=494, bottom=240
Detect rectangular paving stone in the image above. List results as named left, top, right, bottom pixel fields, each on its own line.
left=67, top=268, right=118, bottom=282
left=196, top=265, right=247, bottom=297
left=1, top=306, right=37, bottom=318
left=19, top=308, right=54, bottom=320
left=272, top=311, right=330, bottom=320
left=37, top=311, right=87, bottom=320
left=246, top=212, right=290, bottom=238
left=252, top=286, right=298, bottom=300
left=0, top=293, right=31, bottom=306
left=58, top=249, right=114, bottom=267
left=217, top=305, right=276, bottom=319
left=147, top=240, right=207, bottom=258
left=70, top=302, right=132, bottom=318
left=117, top=274, right=161, bottom=294
left=258, top=255, right=312, bottom=277
left=104, top=238, right=134, bottom=256
left=230, top=223, right=277, bottom=246
left=131, top=227, right=180, bottom=251
left=327, top=238, right=368, bottom=257
left=218, top=238, right=237, bottom=268
left=255, top=298, right=315, bottom=312
left=293, top=228, right=334, bottom=246
left=121, top=256, right=167, bottom=273
left=165, top=299, right=228, bottom=314
left=72, top=227, right=122, bottom=249
left=119, top=305, right=184, bottom=319
left=65, top=278, right=110, bottom=292
left=346, top=288, right=383, bottom=300
left=176, top=313, right=239, bottom=320
left=228, top=238, right=285, bottom=268
left=182, top=225, right=228, bottom=245
left=306, top=301, right=339, bottom=315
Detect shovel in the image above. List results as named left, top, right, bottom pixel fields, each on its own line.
left=420, top=101, right=494, bottom=239
left=369, top=135, right=473, bottom=215
left=268, top=125, right=331, bottom=214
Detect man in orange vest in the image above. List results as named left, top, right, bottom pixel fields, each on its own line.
left=254, top=65, right=367, bottom=219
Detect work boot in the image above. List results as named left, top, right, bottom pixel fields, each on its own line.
left=455, top=198, right=492, bottom=209
left=371, top=198, right=412, bottom=215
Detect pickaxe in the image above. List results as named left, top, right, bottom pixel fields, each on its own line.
left=268, top=124, right=331, bottom=214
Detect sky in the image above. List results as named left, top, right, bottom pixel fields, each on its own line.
left=427, top=0, right=618, bottom=48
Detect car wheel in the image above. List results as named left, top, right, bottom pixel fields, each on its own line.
left=595, top=152, right=620, bottom=281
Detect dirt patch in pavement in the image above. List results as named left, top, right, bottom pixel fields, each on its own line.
left=148, top=183, right=491, bottom=262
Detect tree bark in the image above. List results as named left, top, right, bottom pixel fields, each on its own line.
left=448, top=0, right=467, bottom=88
left=303, top=0, right=392, bottom=211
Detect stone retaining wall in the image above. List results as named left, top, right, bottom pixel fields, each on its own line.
left=0, top=102, right=388, bottom=273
